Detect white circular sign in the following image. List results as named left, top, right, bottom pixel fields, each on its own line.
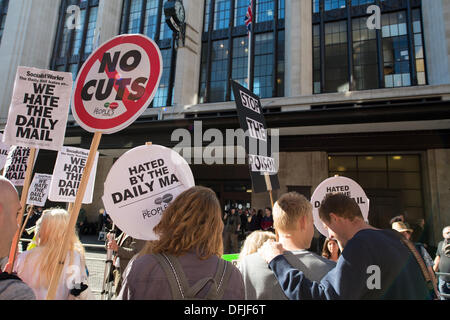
left=102, top=145, right=195, bottom=240
left=311, top=176, right=370, bottom=238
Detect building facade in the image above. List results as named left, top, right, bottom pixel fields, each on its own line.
left=0, top=0, right=449, bottom=246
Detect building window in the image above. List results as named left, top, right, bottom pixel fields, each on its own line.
left=382, top=11, right=411, bottom=88
left=200, top=0, right=285, bottom=104
left=51, top=0, right=99, bottom=82
left=324, top=0, right=346, bottom=11
left=0, top=0, right=9, bottom=45
left=324, top=20, right=348, bottom=93
left=120, top=0, right=176, bottom=108
left=412, top=8, right=426, bottom=85
left=328, top=154, right=425, bottom=230
left=313, top=0, right=426, bottom=93
left=352, top=16, right=378, bottom=90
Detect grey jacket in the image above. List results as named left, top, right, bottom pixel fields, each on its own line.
left=117, top=251, right=245, bottom=300
left=0, top=257, right=35, bottom=300
left=239, top=250, right=336, bottom=300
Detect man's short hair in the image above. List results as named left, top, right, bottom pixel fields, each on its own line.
left=319, top=193, right=363, bottom=223
left=273, top=192, right=312, bottom=232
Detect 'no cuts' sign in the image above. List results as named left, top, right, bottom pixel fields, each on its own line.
left=311, top=176, right=370, bottom=238
left=71, top=34, right=163, bottom=134
left=102, top=145, right=195, bottom=240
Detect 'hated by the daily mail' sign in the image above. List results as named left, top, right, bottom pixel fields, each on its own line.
left=231, top=80, right=279, bottom=193
left=102, top=144, right=195, bottom=241
left=3, top=67, right=73, bottom=151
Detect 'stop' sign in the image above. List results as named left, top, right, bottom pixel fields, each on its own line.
left=72, top=34, right=163, bottom=134
left=231, top=80, right=280, bottom=193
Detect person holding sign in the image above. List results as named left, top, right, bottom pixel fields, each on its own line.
left=14, top=209, right=90, bottom=300
left=240, top=192, right=335, bottom=300
left=0, top=177, right=36, bottom=300
left=117, top=186, right=244, bottom=300
left=259, top=193, right=434, bottom=300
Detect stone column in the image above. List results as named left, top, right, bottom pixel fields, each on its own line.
left=0, top=0, right=61, bottom=125
left=285, top=0, right=312, bottom=97
left=171, top=0, right=204, bottom=109
left=426, top=149, right=450, bottom=245
left=421, top=0, right=450, bottom=85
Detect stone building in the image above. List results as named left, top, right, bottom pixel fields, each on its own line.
left=0, top=0, right=449, bottom=247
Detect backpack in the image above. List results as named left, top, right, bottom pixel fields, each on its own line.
left=153, top=253, right=233, bottom=300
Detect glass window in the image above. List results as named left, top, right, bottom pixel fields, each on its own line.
left=329, top=154, right=425, bottom=226
left=210, top=39, right=229, bottom=102
left=204, top=0, right=211, bottom=31
left=0, top=0, right=10, bottom=45
left=214, top=0, right=230, bottom=30
left=256, top=0, right=274, bottom=23
left=324, top=0, right=346, bottom=11
left=357, top=155, right=386, bottom=171
left=153, top=48, right=173, bottom=107
left=51, top=0, right=99, bottom=81
left=200, top=0, right=284, bottom=103
left=234, top=0, right=248, bottom=27
left=324, top=20, right=349, bottom=93
left=120, top=0, right=175, bottom=107
left=128, top=0, right=143, bottom=34
left=382, top=11, right=411, bottom=88
left=313, top=24, right=321, bottom=93
left=329, top=156, right=357, bottom=172
left=232, top=36, right=249, bottom=88
left=313, top=0, right=319, bottom=13
left=351, top=0, right=375, bottom=6
left=254, top=33, right=274, bottom=98
left=412, top=9, right=426, bottom=85
left=143, top=0, right=159, bottom=39
left=353, top=16, right=378, bottom=90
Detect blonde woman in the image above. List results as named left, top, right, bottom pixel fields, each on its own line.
left=117, top=186, right=245, bottom=300
left=238, top=230, right=276, bottom=264
left=14, top=208, right=89, bottom=300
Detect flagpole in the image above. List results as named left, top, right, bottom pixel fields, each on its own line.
left=247, top=0, right=253, bottom=90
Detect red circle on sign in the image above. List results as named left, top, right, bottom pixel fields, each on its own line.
left=72, top=34, right=162, bottom=133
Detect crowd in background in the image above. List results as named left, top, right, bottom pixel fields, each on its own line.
left=1, top=175, right=449, bottom=301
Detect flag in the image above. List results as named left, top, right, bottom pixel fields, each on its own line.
left=244, top=0, right=253, bottom=34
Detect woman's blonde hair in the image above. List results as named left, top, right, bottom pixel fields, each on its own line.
left=239, top=230, right=276, bottom=261
left=141, top=186, right=224, bottom=260
left=25, top=208, right=85, bottom=288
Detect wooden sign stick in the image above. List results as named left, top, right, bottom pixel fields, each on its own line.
left=264, top=172, right=274, bottom=208
left=4, top=147, right=37, bottom=273
left=18, top=205, right=34, bottom=245
left=46, top=132, right=102, bottom=300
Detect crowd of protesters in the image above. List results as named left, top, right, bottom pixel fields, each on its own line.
left=1, top=175, right=449, bottom=300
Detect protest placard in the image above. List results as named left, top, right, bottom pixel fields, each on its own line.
left=71, top=34, right=163, bottom=134
left=3, top=67, right=72, bottom=151
left=311, top=176, right=370, bottom=237
left=3, top=146, right=39, bottom=186
left=102, top=144, right=195, bottom=240
left=48, top=146, right=99, bottom=204
left=231, top=80, right=279, bottom=206
left=0, top=133, right=10, bottom=171
left=47, top=34, right=162, bottom=300
left=26, top=173, right=52, bottom=207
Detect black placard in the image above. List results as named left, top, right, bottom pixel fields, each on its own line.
left=231, top=80, right=280, bottom=193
